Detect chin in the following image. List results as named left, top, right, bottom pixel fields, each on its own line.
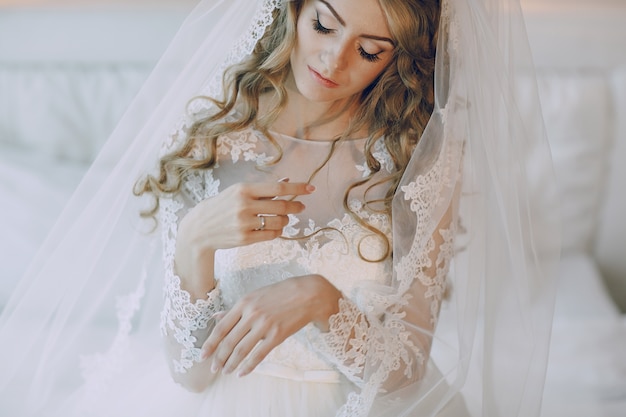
left=290, top=70, right=338, bottom=103
left=295, top=80, right=348, bottom=104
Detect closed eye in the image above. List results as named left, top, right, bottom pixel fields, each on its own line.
left=312, top=11, right=383, bottom=63
left=312, top=13, right=334, bottom=34
left=359, top=47, right=381, bottom=63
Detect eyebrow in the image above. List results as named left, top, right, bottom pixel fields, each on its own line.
left=318, top=0, right=396, bottom=46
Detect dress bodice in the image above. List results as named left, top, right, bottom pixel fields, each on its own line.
left=161, top=126, right=396, bottom=378
left=182, top=127, right=395, bottom=303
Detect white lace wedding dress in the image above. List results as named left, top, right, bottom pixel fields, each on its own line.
left=57, top=120, right=466, bottom=417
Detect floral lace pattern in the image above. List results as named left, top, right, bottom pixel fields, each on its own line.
left=356, top=138, right=395, bottom=177
left=441, top=0, right=460, bottom=53
left=199, top=0, right=283, bottom=101
left=160, top=270, right=223, bottom=373
left=217, top=129, right=274, bottom=165
left=156, top=0, right=284, bottom=372
left=159, top=184, right=224, bottom=374
left=78, top=243, right=154, bottom=414
left=157, top=121, right=460, bottom=417
left=309, top=139, right=461, bottom=417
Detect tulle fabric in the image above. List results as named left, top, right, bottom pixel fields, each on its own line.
left=0, top=0, right=276, bottom=413
left=0, top=0, right=560, bottom=416
left=57, top=348, right=354, bottom=417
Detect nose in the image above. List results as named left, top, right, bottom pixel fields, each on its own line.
left=321, top=40, right=349, bottom=74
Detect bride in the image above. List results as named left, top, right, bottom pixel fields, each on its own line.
left=0, top=0, right=560, bottom=416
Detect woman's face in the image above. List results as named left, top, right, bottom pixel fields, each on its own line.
left=289, top=0, right=395, bottom=103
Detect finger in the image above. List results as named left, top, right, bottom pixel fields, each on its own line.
left=221, top=327, right=266, bottom=375
left=259, top=177, right=290, bottom=201
left=212, top=311, right=226, bottom=321
left=201, top=310, right=241, bottom=360
left=234, top=228, right=286, bottom=248
left=250, top=214, right=290, bottom=232
left=245, top=182, right=315, bottom=200
left=254, top=198, right=305, bottom=216
left=211, top=321, right=253, bottom=374
left=244, top=229, right=285, bottom=245
left=236, top=339, right=278, bottom=377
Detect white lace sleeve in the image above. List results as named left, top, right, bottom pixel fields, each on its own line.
left=305, top=139, right=462, bottom=403
left=305, top=219, right=456, bottom=390
left=159, top=190, right=224, bottom=378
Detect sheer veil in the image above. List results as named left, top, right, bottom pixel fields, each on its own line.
left=0, top=0, right=560, bottom=416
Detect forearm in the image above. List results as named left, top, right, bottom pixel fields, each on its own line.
left=199, top=273, right=342, bottom=378
left=175, top=211, right=217, bottom=301
left=305, top=296, right=431, bottom=390
left=162, top=208, right=221, bottom=391
left=163, top=314, right=219, bottom=392
left=161, top=270, right=222, bottom=392
left=303, top=274, right=342, bottom=332
left=174, top=248, right=216, bottom=301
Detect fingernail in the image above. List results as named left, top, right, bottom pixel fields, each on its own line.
left=211, top=362, right=218, bottom=373
left=306, top=185, right=315, bottom=193
left=277, top=177, right=289, bottom=183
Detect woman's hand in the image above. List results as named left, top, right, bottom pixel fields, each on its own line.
left=201, top=274, right=342, bottom=377
left=174, top=181, right=314, bottom=299
left=180, top=180, right=313, bottom=251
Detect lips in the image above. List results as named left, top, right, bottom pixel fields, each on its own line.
left=308, top=66, right=339, bottom=88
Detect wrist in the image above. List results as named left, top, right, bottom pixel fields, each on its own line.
left=174, top=254, right=216, bottom=302
left=303, top=275, right=341, bottom=332
left=175, top=222, right=217, bottom=301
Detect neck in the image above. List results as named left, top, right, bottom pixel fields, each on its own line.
left=260, top=75, right=365, bottom=141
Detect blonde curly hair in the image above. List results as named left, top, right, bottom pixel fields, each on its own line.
left=135, top=0, right=441, bottom=261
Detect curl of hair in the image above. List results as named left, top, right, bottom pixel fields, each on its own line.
left=135, top=0, right=441, bottom=263
left=346, top=0, right=441, bottom=260
left=133, top=2, right=301, bottom=213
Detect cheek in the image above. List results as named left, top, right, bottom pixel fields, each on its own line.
left=298, top=32, right=320, bottom=59
left=355, top=65, right=388, bottom=90
left=295, top=14, right=316, bottom=50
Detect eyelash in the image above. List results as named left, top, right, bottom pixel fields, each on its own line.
left=358, top=47, right=382, bottom=63
left=312, top=18, right=333, bottom=35
left=311, top=17, right=382, bottom=63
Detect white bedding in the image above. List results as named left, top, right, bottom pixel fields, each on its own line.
left=0, top=147, right=86, bottom=302
left=543, top=255, right=626, bottom=417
